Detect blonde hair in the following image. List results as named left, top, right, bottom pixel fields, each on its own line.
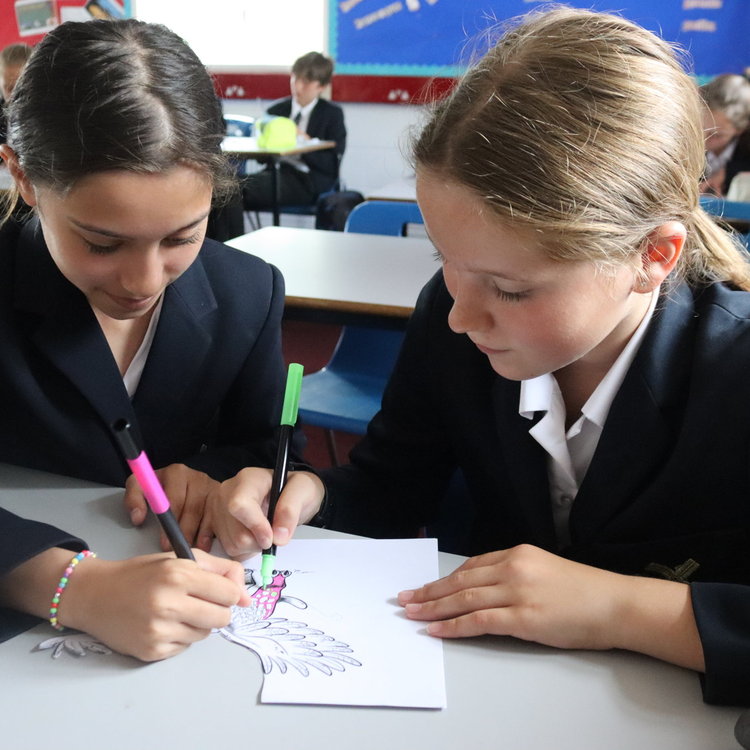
left=413, top=6, right=750, bottom=290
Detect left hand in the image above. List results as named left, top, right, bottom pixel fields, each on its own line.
left=398, top=544, right=630, bottom=651
left=123, top=463, right=219, bottom=553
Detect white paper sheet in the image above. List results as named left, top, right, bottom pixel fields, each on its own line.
left=219, top=538, right=446, bottom=709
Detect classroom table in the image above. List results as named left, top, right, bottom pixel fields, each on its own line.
left=221, top=136, right=336, bottom=226
left=226, top=225, right=437, bottom=327
left=0, top=463, right=740, bottom=750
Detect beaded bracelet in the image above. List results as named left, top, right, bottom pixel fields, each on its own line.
left=49, top=550, right=97, bottom=631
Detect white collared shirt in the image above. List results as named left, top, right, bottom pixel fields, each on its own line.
left=123, top=295, right=164, bottom=399
left=705, top=139, right=737, bottom=179
left=518, top=291, right=658, bottom=547
left=290, top=97, right=318, bottom=135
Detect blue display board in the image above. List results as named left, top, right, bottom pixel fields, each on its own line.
left=330, top=0, right=750, bottom=79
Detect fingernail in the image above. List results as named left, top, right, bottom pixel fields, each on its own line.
left=198, top=534, right=212, bottom=551
left=405, top=602, right=422, bottom=614
left=275, top=527, right=290, bottom=543
left=426, top=622, right=442, bottom=635
left=398, top=590, right=415, bottom=603
left=130, top=508, right=144, bottom=525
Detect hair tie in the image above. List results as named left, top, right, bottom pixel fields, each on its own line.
left=49, top=550, right=97, bottom=631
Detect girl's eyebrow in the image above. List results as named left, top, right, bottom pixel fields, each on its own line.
left=427, top=230, right=532, bottom=283
left=68, top=212, right=211, bottom=240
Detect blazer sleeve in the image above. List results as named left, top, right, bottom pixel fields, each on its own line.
left=0, top=508, right=86, bottom=643
left=691, top=581, right=750, bottom=705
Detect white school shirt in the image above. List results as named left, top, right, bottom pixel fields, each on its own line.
left=122, top=295, right=164, bottom=398
left=705, top=139, right=737, bottom=179
left=518, top=291, right=658, bottom=547
left=284, top=97, right=319, bottom=174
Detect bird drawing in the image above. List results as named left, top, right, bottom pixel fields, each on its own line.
left=218, top=568, right=362, bottom=677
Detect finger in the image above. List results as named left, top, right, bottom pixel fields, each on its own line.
left=268, top=475, right=312, bottom=546
left=425, top=609, right=513, bottom=639
left=122, top=475, right=148, bottom=526
left=192, top=551, right=249, bottom=603
left=399, top=561, right=504, bottom=606
left=403, top=583, right=510, bottom=624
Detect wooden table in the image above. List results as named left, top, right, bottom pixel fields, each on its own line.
left=221, top=136, right=336, bottom=226
left=0, top=463, right=740, bottom=750
left=226, top=226, right=437, bottom=327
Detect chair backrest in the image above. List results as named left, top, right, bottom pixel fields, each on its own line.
left=344, top=200, right=423, bottom=236
left=700, top=195, right=750, bottom=222
left=700, top=195, right=750, bottom=247
left=327, top=326, right=405, bottom=380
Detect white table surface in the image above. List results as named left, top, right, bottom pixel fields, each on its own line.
left=227, top=226, right=437, bottom=318
left=0, top=463, right=740, bottom=750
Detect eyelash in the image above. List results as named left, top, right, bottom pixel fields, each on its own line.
left=85, top=231, right=202, bottom=255
left=494, top=287, right=527, bottom=302
left=433, top=250, right=529, bottom=302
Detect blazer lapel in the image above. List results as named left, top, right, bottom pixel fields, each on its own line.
left=14, top=221, right=136, bottom=436
left=571, top=285, right=697, bottom=543
left=493, top=378, right=557, bottom=549
left=131, top=256, right=215, bottom=436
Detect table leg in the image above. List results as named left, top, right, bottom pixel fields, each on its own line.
left=272, top=158, right=281, bottom=226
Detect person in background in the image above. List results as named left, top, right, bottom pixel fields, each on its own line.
left=242, top=51, right=346, bottom=211
left=209, top=7, right=750, bottom=707
left=699, top=73, right=750, bottom=196
left=0, top=42, right=32, bottom=143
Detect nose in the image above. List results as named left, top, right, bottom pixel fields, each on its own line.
left=445, top=270, right=492, bottom=335
left=118, top=247, right=165, bottom=298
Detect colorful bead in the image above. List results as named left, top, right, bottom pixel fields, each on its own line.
left=48, top=550, right=96, bottom=631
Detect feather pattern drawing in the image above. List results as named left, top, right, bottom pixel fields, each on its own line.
left=219, top=568, right=362, bottom=677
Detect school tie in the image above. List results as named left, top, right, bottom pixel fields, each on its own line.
left=293, top=111, right=302, bottom=125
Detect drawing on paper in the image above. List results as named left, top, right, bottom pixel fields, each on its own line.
left=219, top=568, right=362, bottom=677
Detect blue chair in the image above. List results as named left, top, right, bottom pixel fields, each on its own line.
left=345, top=200, right=423, bottom=236
left=700, top=195, right=750, bottom=247
left=298, top=200, right=424, bottom=464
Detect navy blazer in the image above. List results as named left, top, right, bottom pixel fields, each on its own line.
left=0, top=508, right=85, bottom=643
left=267, top=97, right=346, bottom=194
left=324, top=271, right=750, bottom=705
left=0, top=217, right=303, bottom=487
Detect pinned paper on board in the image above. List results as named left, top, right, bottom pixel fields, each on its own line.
left=220, top=538, right=447, bottom=709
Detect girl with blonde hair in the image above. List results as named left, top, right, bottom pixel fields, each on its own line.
left=210, top=7, right=750, bottom=705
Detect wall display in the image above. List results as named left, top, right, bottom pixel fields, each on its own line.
left=331, top=0, right=750, bottom=81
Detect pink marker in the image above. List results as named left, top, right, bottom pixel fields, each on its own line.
left=112, top=419, right=195, bottom=560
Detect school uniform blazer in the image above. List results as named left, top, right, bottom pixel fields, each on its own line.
left=324, top=270, right=750, bottom=705
left=267, top=97, right=346, bottom=194
left=0, top=216, right=302, bottom=487
left=0, top=508, right=85, bottom=643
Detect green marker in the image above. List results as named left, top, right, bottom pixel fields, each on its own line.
left=260, top=362, right=304, bottom=588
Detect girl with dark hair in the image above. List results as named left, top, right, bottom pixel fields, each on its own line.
left=212, top=8, right=750, bottom=705
left=0, top=19, right=322, bottom=658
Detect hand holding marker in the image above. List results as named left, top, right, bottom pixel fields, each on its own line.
left=261, top=363, right=304, bottom=588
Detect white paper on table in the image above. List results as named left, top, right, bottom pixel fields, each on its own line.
left=219, top=538, right=446, bottom=709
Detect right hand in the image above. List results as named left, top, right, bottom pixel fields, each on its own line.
left=61, top=550, right=250, bottom=661
left=207, top=467, right=325, bottom=559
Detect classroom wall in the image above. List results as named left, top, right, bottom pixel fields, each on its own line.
left=222, top=98, right=423, bottom=198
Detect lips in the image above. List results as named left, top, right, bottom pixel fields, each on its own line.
left=105, top=292, right=157, bottom=312
left=473, top=342, right=509, bottom=356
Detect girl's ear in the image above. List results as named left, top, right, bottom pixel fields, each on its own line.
left=0, top=144, right=37, bottom=207
left=636, top=221, right=686, bottom=292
